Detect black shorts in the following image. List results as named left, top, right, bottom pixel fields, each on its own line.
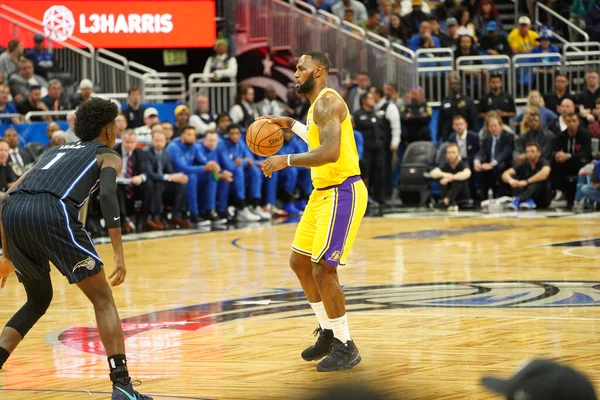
left=3, top=193, right=103, bottom=284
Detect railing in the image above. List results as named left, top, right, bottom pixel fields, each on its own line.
left=415, top=48, right=454, bottom=107
left=142, top=73, right=186, bottom=104
left=562, top=42, right=600, bottom=94
left=25, top=110, right=75, bottom=122
left=0, top=113, right=22, bottom=120
left=512, top=53, right=562, bottom=103
left=457, top=55, right=512, bottom=102
left=534, top=2, right=589, bottom=44
left=188, top=73, right=237, bottom=115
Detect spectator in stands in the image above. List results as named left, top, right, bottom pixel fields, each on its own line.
left=373, top=86, right=401, bottom=198
left=383, top=82, right=404, bottom=109
left=65, top=111, right=78, bottom=143
left=332, top=0, right=368, bottom=23
left=480, top=21, right=512, bottom=56
left=343, top=7, right=355, bottom=24
left=197, top=130, right=233, bottom=224
left=530, top=32, right=561, bottom=91
left=409, top=20, right=440, bottom=51
left=357, top=10, right=382, bottom=34
left=400, top=85, right=432, bottom=144
left=544, top=74, right=573, bottom=115
left=0, top=40, right=22, bottom=79
left=42, top=79, right=69, bottom=120
left=576, top=70, right=600, bottom=112
left=586, top=97, right=600, bottom=138
left=456, top=8, right=478, bottom=41
left=514, top=91, right=557, bottom=130
left=439, top=17, right=460, bottom=51
left=230, top=85, right=259, bottom=129
left=202, top=39, right=238, bottom=82
left=189, top=95, right=218, bottom=136
left=581, top=160, right=600, bottom=207
left=473, top=0, right=502, bottom=34
left=257, top=86, right=287, bottom=117
left=403, top=0, right=429, bottom=36
left=123, top=87, right=146, bottom=129
left=72, top=79, right=94, bottom=108
left=585, top=0, right=600, bottom=41
left=115, top=131, right=147, bottom=233
left=217, top=124, right=265, bottom=222
left=161, top=121, right=174, bottom=143
left=474, top=111, right=515, bottom=197
left=115, top=113, right=128, bottom=139
left=0, top=139, right=16, bottom=201
left=134, top=107, right=159, bottom=137
left=504, top=142, right=552, bottom=209
left=287, top=86, right=310, bottom=122
left=345, top=72, right=371, bottom=114
left=308, top=0, right=335, bottom=12
left=45, top=122, right=61, bottom=145
left=380, top=0, right=394, bottom=26
left=275, top=129, right=312, bottom=215
left=479, top=74, right=516, bottom=125
left=430, top=142, right=472, bottom=210
left=455, top=34, right=480, bottom=61
left=508, top=16, right=539, bottom=54
left=548, top=97, right=577, bottom=137
left=0, top=83, right=20, bottom=125
left=449, top=114, right=480, bottom=167
left=216, top=113, right=233, bottom=136
left=388, top=13, right=410, bottom=44
left=173, top=105, right=191, bottom=137
left=17, top=85, right=51, bottom=122
left=9, top=58, right=48, bottom=103
left=143, top=130, right=189, bottom=230
left=4, top=128, right=33, bottom=178
left=26, top=33, right=55, bottom=78
left=553, top=112, right=593, bottom=207
left=515, top=111, right=555, bottom=163
left=438, top=73, right=478, bottom=144
left=353, top=92, right=385, bottom=206
left=49, top=130, right=67, bottom=147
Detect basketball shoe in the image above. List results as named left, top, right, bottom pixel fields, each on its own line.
left=316, top=338, right=361, bottom=372
left=301, top=327, right=334, bottom=361
left=112, top=378, right=153, bottom=399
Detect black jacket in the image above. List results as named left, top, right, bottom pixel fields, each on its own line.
left=144, top=146, right=174, bottom=181
left=475, top=131, right=515, bottom=167
left=553, top=127, right=593, bottom=168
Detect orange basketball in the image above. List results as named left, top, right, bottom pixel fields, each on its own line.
left=246, top=120, right=284, bottom=157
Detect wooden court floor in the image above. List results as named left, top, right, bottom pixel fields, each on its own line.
left=1, top=214, right=600, bottom=399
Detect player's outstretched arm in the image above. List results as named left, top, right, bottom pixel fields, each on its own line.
left=262, top=93, right=343, bottom=177
left=97, top=152, right=127, bottom=287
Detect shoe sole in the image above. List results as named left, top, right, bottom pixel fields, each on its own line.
left=519, top=205, right=536, bottom=210
left=316, top=355, right=361, bottom=372
left=301, top=352, right=329, bottom=362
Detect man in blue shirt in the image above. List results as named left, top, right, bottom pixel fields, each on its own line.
left=217, top=124, right=268, bottom=221
left=277, top=130, right=313, bottom=214
left=26, top=33, right=55, bottom=78
left=0, top=83, right=19, bottom=125
left=166, top=125, right=221, bottom=227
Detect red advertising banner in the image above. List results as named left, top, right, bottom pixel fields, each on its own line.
left=2, top=1, right=216, bottom=48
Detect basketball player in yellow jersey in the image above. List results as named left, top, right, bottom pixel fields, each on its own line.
left=261, top=52, right=367, bottom=372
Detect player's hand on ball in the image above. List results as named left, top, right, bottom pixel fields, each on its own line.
left=255, top=115, right=295, bottom=129
left=0, top=256, right=14, bottom=289
left=262, top=155, right=287, bottom=178
left=108, top=254, right=127, bottom=287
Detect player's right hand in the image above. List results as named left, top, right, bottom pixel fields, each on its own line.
left=0, top=256, right=14, bottom=289
left=108, top=255, right=127, bottom=287
left=255, top=115, right=295, bottom=129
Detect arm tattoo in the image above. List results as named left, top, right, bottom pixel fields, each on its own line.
left=314, top=93, right=342, bottom=146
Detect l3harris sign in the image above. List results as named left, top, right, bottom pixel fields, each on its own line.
left=3, top=0, right=216, bottom=48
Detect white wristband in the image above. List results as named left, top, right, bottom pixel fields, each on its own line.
left=287, top=154, right=292, bottom=166
left=291, top=121, right=308, bottom=143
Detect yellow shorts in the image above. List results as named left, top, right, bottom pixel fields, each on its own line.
left=291, top=176, right=368, bottom=267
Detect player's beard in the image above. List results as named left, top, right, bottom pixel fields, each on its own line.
left=297, top=74, right=316, bottom=94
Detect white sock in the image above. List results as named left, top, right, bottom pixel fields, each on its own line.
left=329, top=314, right=352, bottom=344
left=309, top=302, right=332, bottom=330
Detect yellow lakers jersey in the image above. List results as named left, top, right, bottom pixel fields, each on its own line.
left=305, top=88, right=361, bottom=189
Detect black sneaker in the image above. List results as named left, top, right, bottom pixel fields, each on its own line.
left=316, top=338, right=361, bottom=372
left=301, top=327, right=334, bottom=361
left=112, top=377, right=153, bottom=399
left=205, top=210, right=227, bottom=225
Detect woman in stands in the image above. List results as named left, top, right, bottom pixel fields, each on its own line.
left=473, top=0, right=502, bottom=36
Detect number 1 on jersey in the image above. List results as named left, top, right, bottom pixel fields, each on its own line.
left=41, top=152, right=66, bottom=170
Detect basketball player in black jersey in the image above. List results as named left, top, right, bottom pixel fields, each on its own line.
left=0, top=98, right=152, bottom=400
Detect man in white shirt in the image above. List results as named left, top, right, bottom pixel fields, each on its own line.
left=258, top=86, right=288, bottom=117
left=548, top=97, right=575, bottom=137
left=0, top=40, right=23, bottom=79
left=332, top=0, right=368, bottom=22
left=134, top=107, right=159, bottom=140
left=189, top=95, right=217, bottom=135
left=8, top=58, right=48, bottom=103
left=202, top=39, right=238, bottom=82
left=373, top=87, right=401, bottom=198
left=229, top=85, right=259, bottom=128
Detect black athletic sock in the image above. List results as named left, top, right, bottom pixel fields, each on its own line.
left=235, top=198, right=247, bottom=209
left=250, top=198, right=260, bottom=208
left=108, top=354, right=129, bottom=382
left=0, top=346, right=10, bottom=370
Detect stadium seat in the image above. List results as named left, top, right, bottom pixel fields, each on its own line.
left=435, top=142, right=450, bottom=166
left=399, top=141, right=436, bottom=207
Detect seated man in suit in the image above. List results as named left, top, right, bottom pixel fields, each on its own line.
left=448, top=114, right=480, bottom=167
left=503, top=142, right=552, bottom=210
left=474, top=111, right=515, bottom=198
left=115, top=131, right=147, bottom=233
left=430, top=142, right=472, bottom=210
left=4, top=128, right=34, bottom=178
left=552, top=112, right=593, bottom=208
left=514, top=111, right=555, bottom=164
left=143, top=130, right=189, bottom=230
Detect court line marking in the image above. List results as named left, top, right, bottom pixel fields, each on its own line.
left=0, top=388, right=212, bottom=399
left=364, top=311, right=600, bottom=322
left=562, top=248, right=600, bottom=259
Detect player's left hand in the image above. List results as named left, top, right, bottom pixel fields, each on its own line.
left=262, top=155, right=287, bottom=178
left=0, top=256, right=14, bottom=289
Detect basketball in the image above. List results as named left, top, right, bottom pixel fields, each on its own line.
left=246, top=119, right=284, bottom=157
